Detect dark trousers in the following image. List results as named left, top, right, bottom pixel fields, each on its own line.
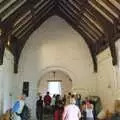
left=36, top=109, right=43, bottom=120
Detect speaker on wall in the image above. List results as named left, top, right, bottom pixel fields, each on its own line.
left=22, top=82, right=29, bottom=97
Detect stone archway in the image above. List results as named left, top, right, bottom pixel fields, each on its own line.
left=37, top=66, right=74, bottom=96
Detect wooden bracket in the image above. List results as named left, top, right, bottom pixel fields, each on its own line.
left=0, top=36, right=5, bottom=65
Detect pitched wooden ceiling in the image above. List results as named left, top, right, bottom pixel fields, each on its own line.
left=0, top=0, right=120, bottom=73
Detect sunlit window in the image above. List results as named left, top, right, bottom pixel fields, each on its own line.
left=48, top=81, right=62, bottom=97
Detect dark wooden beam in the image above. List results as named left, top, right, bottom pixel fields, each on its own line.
left=90, top=0, right=119, bottom=35
left=15, top=2, right=55, bottom=39
left=9, top=36, right=21, bottom=73
left=87, top=4, right=112, bottom=32
left=114, top=33, right=120, bottom=41
left=35, top=0, right=55, bottom=18
left=17, top=9, right=55, bottom=57
left=58, top=0, right=104, bottom=44
left=74, top=0, right=87, bottom=6
left=58, top=0, right=86, bottom=16
left=14, top=55, right=19, bottom=73
left=87, top=3, right=118, bottom=66
left=82, top=15, right=104, bottom=37
left=90, top=0, right=117, bottom=22
left=58, top=1, right=96, bottom=45
left=8, top=2, right=55, bottom=73
left=115, top=0, right=120, bottom=4
left=0, top=35, right=5, bottom=65
left=102, top=0, right=120, bottom=17
left=0, top=23, right=13, bottom=64
left=1, top=0, right=48, bottom=30
left=26, top=0, right=36, bottom=28
left=108, top=31, right=117, bottom=65
left=59, top=0, right=82, bottom=14
left=58, top=1, right=99, bottom=42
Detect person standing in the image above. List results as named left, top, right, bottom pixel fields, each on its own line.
left=51, top=94, right=56, bottom=112
left=12, top=95, right=25, bottom=120
left=62, top=95, right=81, bottom=120
left=36, top=96, right=43, bottom=120
left=76, top=94, right=81, bottom=108
left=62, top=95, right=67, bottom=106
left=66, top=92, right=71, bottom=105
left=44, top=92, right=51, bottom=114
left=44, top=92, right=51, bottom=106
left=85, top=101, right=95, bottom=120
left=54, top=100, right=64, bottom=120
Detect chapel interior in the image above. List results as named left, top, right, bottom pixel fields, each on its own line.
left=0, top=0, right=120, bottom=120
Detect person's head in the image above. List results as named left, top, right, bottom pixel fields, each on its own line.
left=47, top=92, right=49, bottom=95
left=64, top=94, right=66, bottom=97
left=39, top=96, right=42, bottom=100
left=86, top=102, right=93, bottom=109
left=53, top=94, right=56, bottom=97
left=78, top=94, right=81, bottom=99
left=19, top=94, right=26, bottom=100
left=82, top=101, right=86, bottom=105
left=71, top=94, right=75, bottom=98
left=85, top=97, right=89, bottom=101
left=68, top=92, right=71, bottom=96
left=56, top=100, right=63, bottom=110
left=58, top=100, right=63, bottom=107
left=70, top=94, right=76, bottom=104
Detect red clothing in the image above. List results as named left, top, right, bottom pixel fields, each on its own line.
left=44, top=95, right=51, bottom=105
left=54, top=109, right=63, bottom=120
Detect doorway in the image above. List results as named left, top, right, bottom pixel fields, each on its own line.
left=38, top=70, right=72, bottom=97
left=48, top=80, right=62, bottom=97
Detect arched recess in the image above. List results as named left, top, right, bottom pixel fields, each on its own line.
left=37, top=66, right=77, bottom=93
left=37, top=70, right=72, bottom=96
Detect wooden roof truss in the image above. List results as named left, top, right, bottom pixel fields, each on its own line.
left=0, top=0, right=119, bottom=73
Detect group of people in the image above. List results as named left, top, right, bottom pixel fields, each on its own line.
left=36, top=92, right=97, bottom=120
left=1, top=92, right=120, bottom=120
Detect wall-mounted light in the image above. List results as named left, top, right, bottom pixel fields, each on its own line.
left=7, top=40, right=10, bottom=46
left=7, top=35, right=11, bottom=46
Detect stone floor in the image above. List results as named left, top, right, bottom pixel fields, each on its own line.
left=42, top=107, right=54, bottom=120
left=32, top=114, right=53, bottom=120
left=32, top=107, right=54, bottom=120
left=43, top=114, right=53, bottom=120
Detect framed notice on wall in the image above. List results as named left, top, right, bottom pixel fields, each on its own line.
left=22, top=82, right=29, bottom=97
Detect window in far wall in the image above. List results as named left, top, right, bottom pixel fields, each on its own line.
left=48, top=80, right=62, bottom=97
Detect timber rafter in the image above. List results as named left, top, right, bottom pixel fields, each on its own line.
left=0, top=0, right=119, bottom=73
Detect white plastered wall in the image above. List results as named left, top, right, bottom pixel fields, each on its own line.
left=17, top=15, right=97, bottom=119
left=96, top=48, right=116, bottom=111
left=0, top=49, right=18, bottom=115
left=96, top=38, right=120, bottom=112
